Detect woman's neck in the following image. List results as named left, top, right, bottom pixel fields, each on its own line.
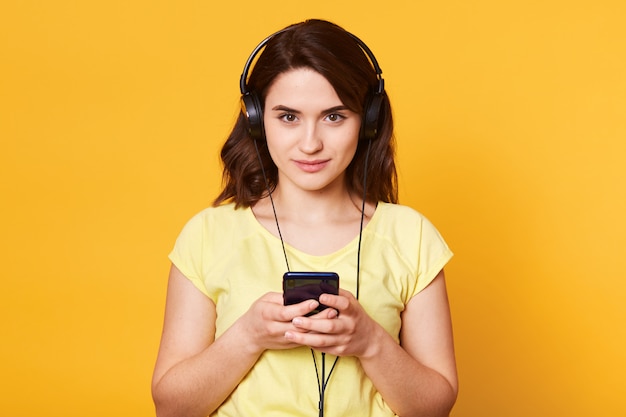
left=252, top=183, right=375, bottom=256
left=269, top=182, right=360, bottom=222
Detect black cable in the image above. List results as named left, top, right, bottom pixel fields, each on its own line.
left=255, top=136, right=372, bottom=416
left=254, top=139, right=290, bottom=271
left=312, top=351, right=340, bottom=417
left=320, top=352, right=326, bottom=417
left=355, top=138, right=372, bottom=300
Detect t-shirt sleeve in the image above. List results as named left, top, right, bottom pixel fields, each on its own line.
left=413, top=215, right=453, bottom=296
left=168, top=211, right=211, bottom=297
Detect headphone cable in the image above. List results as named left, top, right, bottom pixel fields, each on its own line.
left=254, top=139, right=291, bottom=271
left=254, top=137, right=372, bottom=416
left=355, top=138, right=371, bottom=300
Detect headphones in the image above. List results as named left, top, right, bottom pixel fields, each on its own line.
left=239, top=27, right=386, bottom=142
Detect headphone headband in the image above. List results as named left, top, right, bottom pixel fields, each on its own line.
left=240, top=29, right=384, bottom=95
left=239, top=29, right=287, bottom=95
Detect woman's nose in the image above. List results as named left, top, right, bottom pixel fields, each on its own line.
left=298, top=123, right=323, bottom=154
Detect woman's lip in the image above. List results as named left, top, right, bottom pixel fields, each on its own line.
left=293, top=159, right=330, bottom=173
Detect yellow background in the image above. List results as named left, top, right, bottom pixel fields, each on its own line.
left=1, top=1, right=624, bottom=416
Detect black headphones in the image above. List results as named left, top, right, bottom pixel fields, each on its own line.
left=239, top=27, right=386, bottom=142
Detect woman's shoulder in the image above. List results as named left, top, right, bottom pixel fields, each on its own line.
left=372, top=202, right=451, bottom=266
left=376, top=202, right=429, bottom=223
left=188, top=202, right=247, bottom=221
left=178, top=203, right=250, bottom=233
left=373, top=202, right=444, bottom=239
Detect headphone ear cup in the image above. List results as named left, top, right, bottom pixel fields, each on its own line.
left=241, top=92, right=265, bottom=141
left=360, top=92, right=384, bottom=141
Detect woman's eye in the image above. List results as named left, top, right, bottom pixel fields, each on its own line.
left=326, top=113, right=345, bottom=122
left=280, top=113, right=297, bottom=122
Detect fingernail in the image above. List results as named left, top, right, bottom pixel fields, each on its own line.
left=285, top=331, right=294, bottom=340
left=292, top=318, right=302, bottom=325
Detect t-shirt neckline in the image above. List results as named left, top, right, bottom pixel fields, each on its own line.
left=245, top=202, right=385, bottom=259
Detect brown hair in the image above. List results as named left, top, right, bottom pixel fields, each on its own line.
left=214, top=19, right=397, bottom=207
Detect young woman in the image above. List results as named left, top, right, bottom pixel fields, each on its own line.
left=152, top=19, right=458, bottom=417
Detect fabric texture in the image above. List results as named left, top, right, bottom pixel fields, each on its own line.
left=169, top=202, right=453, bottom=416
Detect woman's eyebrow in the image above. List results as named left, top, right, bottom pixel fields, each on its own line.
left=322, top=105, right=350, bottom=114
left=271, top=105, right=300, bottom=113
left=270, top=104, right=349, bottom=114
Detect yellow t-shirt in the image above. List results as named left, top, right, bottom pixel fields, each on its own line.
left=169, top=202, right=453, bottom=416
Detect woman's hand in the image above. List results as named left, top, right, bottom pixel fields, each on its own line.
left=238, top=292, right=323, bottom=355
left=283, top=289, right=382, bottom=358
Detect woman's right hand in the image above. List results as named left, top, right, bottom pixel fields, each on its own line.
left=238, top=292, right=321, bottom=354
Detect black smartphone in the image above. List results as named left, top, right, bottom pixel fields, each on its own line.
left=283, top=271, right=339, bottom=315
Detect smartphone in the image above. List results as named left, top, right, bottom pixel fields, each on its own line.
left=283, top=271, right=339, bottom=315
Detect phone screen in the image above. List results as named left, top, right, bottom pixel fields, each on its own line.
left=283, top=272, right=339, bottom=315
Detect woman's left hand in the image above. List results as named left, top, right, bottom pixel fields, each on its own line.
left=284, top=289, right=382, bottom=358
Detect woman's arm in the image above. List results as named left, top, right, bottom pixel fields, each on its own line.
left=287, top=269, right=458, bottom=417
left=151, top=264, right=258, bottom=417
left=152, top=264, right=318, bottom=417
left=361, top=270, right=458, bottom=416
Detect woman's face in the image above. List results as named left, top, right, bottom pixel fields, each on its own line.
left=263, top=68, right=361, bottom=195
